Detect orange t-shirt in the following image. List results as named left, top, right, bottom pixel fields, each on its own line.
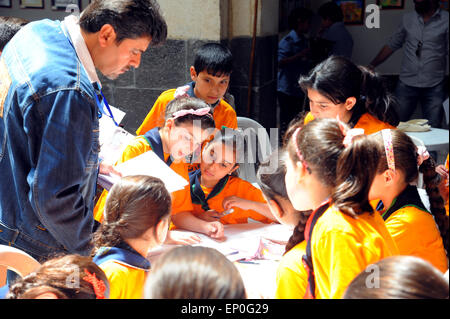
left=136, top=88, right=238, bottom=135
left=93, top=135, right=193, bottom=223
left=190, top=175, right=273, bottom=224
left=304, top=112, right=395, bottom=135
left=311, top=205, right=398, bottom=299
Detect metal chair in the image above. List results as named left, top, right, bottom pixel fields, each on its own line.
left=0, top=245, right=41, bottom=286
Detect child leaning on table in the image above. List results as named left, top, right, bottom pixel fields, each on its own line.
left=256, top=151, right=310, bottom=299
left=92, top=175, right=171, bottom=299
left=144, top=246, right=246, bottom=299
left=171, top=128, right=277, bottom=240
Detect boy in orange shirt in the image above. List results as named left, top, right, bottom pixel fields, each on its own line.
left=136, top=43, right=237, bottom=135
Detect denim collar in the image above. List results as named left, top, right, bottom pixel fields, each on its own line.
left=62, top=15, right=101, bottom=86
left=93, top=241, right=151, bottom=271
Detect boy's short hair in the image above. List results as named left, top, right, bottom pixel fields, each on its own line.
left=0, top=16, right=29, bottom=51
left=194, top=43, right=233, bottom=77
left=318, top=1, right=344, bottom=23
left=288, top=7, right=314, bottom=30
left=79, top=0, right=167, bottom=45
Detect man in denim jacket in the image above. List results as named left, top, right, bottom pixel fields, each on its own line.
left=0, top=0, right=167, bottom=261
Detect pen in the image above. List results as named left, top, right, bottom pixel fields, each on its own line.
left=237, top=260, right=259, bottom=265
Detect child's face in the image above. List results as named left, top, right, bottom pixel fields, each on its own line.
left=285, top=156, right=314, bottom=211
left=200, top=141, right=238, bottom=185
left=368, top=172, right=385, bottom=201
left=168, top=123, right=210, bottom=160
left=190, top=67, right=230, bottom=105
left=308, top=88, right=355, bottom=124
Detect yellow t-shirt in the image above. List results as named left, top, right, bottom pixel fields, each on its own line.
left=99, top=260, right=147, bottom=299
left=93, top=135, right=193, bottom=223
left=275, top=240, right=307, bottom=299
left=135, top=88, right=238, bottom=135
left=311, top=205, right=398, bottom=299
left=385, top=206, right=448, bottom=273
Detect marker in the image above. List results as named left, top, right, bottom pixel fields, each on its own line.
left=213, top=208, right=234, bottom=219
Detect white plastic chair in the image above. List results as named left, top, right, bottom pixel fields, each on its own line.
left=0, top=245, right=41, bottom=286
left=236, top=117, right=273, bottom=184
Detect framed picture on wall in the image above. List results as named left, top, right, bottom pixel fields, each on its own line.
left=0, top=0, right=12, bottom=8
left=20, top=0, right=44, bottom=9
left=335, top=0, right=365, bottom=25
left=440, top=0, right=448, bottom=11
left=376, top=0, right=405, bottom=9
left=51, top=0, right=81, bottom=11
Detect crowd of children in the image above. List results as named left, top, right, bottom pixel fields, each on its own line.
left=1, top=40, right=448, bottom=300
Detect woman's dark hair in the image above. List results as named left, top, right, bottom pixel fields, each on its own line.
left=343, top=256, right=449, bottom=299
left=91, top=175, right=171, bottom=255
left=193, top=43, right=233, bottom=77
left=318, top=1, right=344, bottom=23
left=288, top=7, right=314, bottom=30
left=164, top=97, right=216, bottom=130
left=7, top=255, right=110, bottom=299
left=299, top=56, right=399, bottom=127
left=286, top=117, right=379, bottom=218
left=79, top=0, right=167, bottom=45
left=144, top=246, right=246, bottom=299
left=371, top=129, right=449, bottom=253
left=256, top=152, right=312, bottom=254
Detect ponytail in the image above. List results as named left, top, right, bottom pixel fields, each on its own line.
left=420, top=158, right=449, bottom=254
left=359, top=66, right=399, bottom=127
left=284, top=210, right=312, bottom=254
left=332, top=134, right=380, bottom=218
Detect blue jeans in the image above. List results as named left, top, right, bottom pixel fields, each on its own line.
left=395, top=80, right=447, bottom=128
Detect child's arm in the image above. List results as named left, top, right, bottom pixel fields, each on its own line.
left=222, top=196, right=277, bottom=222
left=171, top=211, right=225, bottom=240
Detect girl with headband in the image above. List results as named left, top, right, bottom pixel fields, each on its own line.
left=298, top=56, right=399, bottom=135
left=284, top=118, right=397, bottom=299
left=93, top=97, right=216, bottom=245
left=368, top=129, right=448, bottom=273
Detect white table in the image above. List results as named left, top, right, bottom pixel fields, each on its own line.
left=147, top=223, right=292, bottom=299
left=405, top=128, right=449, bottom=164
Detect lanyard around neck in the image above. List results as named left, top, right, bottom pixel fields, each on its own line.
left=95, top=89, right=119, bottom=127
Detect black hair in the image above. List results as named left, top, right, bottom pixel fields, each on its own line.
left=79, top=0, right=167, bottom=45
left=193, top=43, right=233, bottom=77
left=288, top=7, right=314, bottom=30
left=299, top=55, right=399, bottom=127
left=0, top=16, right=28, bottom=51
left=318, top=1, right=344, bottom=23
left=164, top=97, right=216, bottom=130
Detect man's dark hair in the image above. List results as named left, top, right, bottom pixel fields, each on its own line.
left=79, top=0, right=167, bottom=45
left=288, top=7, right=314, bottom=30
left=318, top=1, right=344, bottom=23
left=0, top=16, right=29, bottom=51
left=193, top=43, right=233, bottom=77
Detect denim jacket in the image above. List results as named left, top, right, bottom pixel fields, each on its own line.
left=0, top=19, right=99, bottom=259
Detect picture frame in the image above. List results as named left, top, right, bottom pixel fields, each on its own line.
left=19, top=0, right=44, bottom=9
left=440, top=0, right=448, bottom=11
left=51, top=0, right=82, bottom=11
left=376, top=0, right=405, bottom=9
left=335, top=0, right=365, bottom=25
left=0, top=0, right=12, bottom=8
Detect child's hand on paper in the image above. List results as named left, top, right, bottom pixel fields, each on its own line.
left=99, top=162, right=122, bottom=177
left=223, top=196, right=253, bottom=211
left=204, top=221, right=225, bottom=241
left=165, top=230, right=202, bottom=245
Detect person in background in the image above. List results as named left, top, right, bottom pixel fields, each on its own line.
left=144, top=246, right=246, bottom=299
left=92, top=175, right=172, bottom=299
left=369, top=0, right=448, bottom=128
left=6, top=254, right=110, bottom=299
left=300, top=56, right=399, bottom=136
left=277, top=7, right=314, bottom=137
left=436, top=154, right=449, bottom=216
left=369, top=129, right=448, bottom=273
left=136, top=43, right=237, bottom=135
left=0, top=0, right=167, bottom=260
left=317, top=1, right=353, bottom=59
left=284, top=118, right=398, bottom=299
left=257, top=152, right=311, bottom=299
left=343, top=256, right=449, bottom=299
left=0, top=16, right=28, bottom=56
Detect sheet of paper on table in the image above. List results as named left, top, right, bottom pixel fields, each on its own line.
left=98, top=150, right=189, bottom=193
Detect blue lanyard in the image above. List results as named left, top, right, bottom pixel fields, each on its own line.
left=95, top=89, right=119, bottom=127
